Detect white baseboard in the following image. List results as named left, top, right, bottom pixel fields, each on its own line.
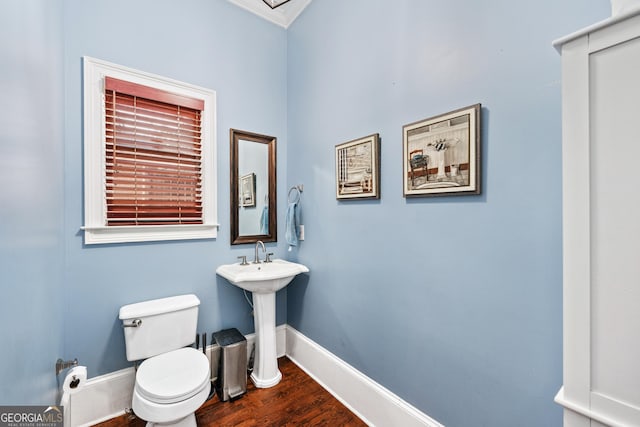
left=66, top=325, right=440, bottom=427
left=285, top=325, right=444, bottom=427
left=66, top=367, right=135, bottom=427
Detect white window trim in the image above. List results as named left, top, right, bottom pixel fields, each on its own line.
left=82, top=56, right=218, bottom=244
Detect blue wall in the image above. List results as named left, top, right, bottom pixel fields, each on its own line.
left=0, top=0, right=65, bottom=404
left=0, top=0, right=612, bottom=425
left=0, top=0, right=291, bottom=401
left=61, top=0, right=290, bottom=377
left=286, top=1, right=607, bottom=426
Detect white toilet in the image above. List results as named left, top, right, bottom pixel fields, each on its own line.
left=119, top=294, right=211, bottom=427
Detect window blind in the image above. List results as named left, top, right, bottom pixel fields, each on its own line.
left=104, top=76, right=204, bottom=226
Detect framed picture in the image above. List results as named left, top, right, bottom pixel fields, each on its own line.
left=239, top=172, right=256, bottom=207
left=335, top=133, right=380, bottom=200
left=403, top=104, right=481, bottom=197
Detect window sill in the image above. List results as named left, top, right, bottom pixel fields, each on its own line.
left=81, top=224, right=219, bottom=245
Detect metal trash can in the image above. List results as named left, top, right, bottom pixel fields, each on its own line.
left=213, top=328, right=247, bottom=401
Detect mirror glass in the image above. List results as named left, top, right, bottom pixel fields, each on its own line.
left=230, top=129, right=276, bottom=245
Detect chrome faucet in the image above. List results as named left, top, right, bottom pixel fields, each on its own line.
left=254, top=240, right=266, bottom=264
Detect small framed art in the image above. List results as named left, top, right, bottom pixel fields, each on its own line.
left=335, top=133, right=380, bottom=200
left=403, top=104, right=481, bottom=197
left=239, top=172, right=256, bottom=207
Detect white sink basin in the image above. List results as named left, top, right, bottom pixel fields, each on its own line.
left=216, top=259, right=309, bottom=293
left=216, top=258, right=309, bottom=389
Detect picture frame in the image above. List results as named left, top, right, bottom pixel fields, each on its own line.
left=239, top=172, right=256, bottom=207
left=403, top=104, right=481, bottom=197
left=335, top=133, right=380, bottom=200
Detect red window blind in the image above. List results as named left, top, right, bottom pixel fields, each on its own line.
left=104, top=76, right=204, bottom=226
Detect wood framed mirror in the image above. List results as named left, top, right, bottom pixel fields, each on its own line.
left=230, top=129, right=277, bottom=245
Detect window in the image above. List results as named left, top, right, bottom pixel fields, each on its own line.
left=83, top=57, right=217, bottom=244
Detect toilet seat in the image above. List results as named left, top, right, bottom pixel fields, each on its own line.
left=135, top=347, right=210, bottom=404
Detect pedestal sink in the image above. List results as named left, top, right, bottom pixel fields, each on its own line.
left=216, top=259, right=308, bottom=388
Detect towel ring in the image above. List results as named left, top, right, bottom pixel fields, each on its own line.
left=288, top=185, right=302, bottom=204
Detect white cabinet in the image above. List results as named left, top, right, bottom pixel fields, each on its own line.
left=554, top=9, right=640, bottom=427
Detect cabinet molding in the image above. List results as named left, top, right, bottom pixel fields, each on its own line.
left=555, top=10, right=640, bottom=427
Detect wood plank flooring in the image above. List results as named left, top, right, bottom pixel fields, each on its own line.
left=95, top=357, right=367, bottom=427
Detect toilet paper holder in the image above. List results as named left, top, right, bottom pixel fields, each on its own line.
left=55, top=358, right=78, bottom=376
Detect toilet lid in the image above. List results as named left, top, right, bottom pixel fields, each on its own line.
left=135, top=347, right=210, bottom=404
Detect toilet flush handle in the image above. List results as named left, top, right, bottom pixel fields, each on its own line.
left=123, top=319, right=142, bottom=328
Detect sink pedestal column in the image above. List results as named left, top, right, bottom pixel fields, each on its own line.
left=250, top=292, right=282, bottom=388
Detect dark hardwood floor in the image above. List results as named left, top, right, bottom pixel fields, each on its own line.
left=95, top=357, right=367, bottom=427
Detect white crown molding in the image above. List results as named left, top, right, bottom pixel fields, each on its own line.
left=228, top=0, right=312, bottom=28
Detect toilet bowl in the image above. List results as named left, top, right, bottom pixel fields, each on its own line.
left=133, top=347, right=211, bottom=427
left=119, top=295, right=211, bottom=427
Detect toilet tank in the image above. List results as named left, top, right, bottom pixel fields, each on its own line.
left=119, top=294, right=200, bottom=361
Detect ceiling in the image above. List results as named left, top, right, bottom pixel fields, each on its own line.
left=228, top=0, right=312, bottom=28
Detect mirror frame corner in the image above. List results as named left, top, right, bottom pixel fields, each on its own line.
left=230, top=128, right=277, bottom=245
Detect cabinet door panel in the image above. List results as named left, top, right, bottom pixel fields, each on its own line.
left=589, top=35, right=640, bottom=417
